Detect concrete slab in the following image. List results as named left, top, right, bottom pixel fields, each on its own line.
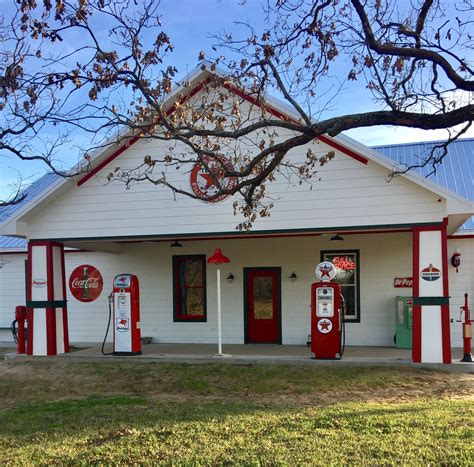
left=4, top=344, right=473, bottom=373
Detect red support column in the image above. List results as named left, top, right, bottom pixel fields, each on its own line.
left=27, top=241, right=69, bottom=356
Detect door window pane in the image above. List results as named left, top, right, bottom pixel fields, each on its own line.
left=253, top=276, right=273, bottom=319
left=182, top=260, right=203, bottom=287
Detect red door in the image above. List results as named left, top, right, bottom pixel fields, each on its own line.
left=245, top=268, right=281, bottom=343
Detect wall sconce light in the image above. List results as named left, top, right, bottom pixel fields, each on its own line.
left=330, top=234, right=344, bottom=241
left=170, top=240, right=183, bottom=248
left=226, top=273, right=235, bottom=283
left=289, top=271, right=297, bottom=282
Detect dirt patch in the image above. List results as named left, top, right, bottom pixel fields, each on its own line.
left=1, top=360, right=473, bottom=410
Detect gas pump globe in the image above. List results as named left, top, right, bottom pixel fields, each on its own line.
left=311, top=262, right=344, bottom=359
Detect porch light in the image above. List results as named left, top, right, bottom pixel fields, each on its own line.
left=289, top=271, right=297, bottom=282
left=330, top=234, right=344, bottom=241
left=207, top=248, right=231, bottom=358
left=170, top=240, right=183, bottom=248
left=226, top=273, right=235, bottom=283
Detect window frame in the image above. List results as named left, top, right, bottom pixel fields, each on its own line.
left=320, top=249, right=361, bottom=323
left=172, top=255, right=207, bottom=322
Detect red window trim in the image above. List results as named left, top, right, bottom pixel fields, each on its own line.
left=172, top=255, right=207, bottom=322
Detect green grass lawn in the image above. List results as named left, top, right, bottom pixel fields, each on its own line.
left=0, top=360, right=473, bottom=464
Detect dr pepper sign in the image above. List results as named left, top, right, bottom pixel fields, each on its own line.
left=69, top=265, right=103, bottom=302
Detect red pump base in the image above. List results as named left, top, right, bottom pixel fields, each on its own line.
left=458, top=293, right=473, bottom=363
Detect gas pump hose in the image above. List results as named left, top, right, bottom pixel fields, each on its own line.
left=101, top=292, right=114, bottom=356
left=339, top=295, right=346, bottom=359
left=10, top=319, right=18, bottom=344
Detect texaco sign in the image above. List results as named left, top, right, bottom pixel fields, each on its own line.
left=190, top=156, right=237, bottom=203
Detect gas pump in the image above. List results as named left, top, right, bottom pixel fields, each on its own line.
left=311, top=261, right=344, bottom=359
left=107, top=274, right=142, bottom=356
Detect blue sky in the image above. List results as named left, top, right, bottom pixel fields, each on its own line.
left=0, top=0, right=472, bottom=200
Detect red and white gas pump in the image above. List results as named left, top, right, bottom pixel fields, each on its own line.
left=111, top=274, right=141, bottom=355
left=457, top=293, right=472, bottom=363
left=311, top=261, right=344, bottom=359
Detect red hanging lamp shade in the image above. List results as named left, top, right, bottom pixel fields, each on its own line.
left=207, top=247, right=230, bottom=264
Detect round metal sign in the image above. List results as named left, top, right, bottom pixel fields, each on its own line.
left=69, top=264, right=103, bottom=302
left=315, top=261, right=336, bottom=282
left=190, top=155, right=237, bottom=203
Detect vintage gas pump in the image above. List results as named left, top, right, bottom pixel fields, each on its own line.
left=11, top=305, right=27, bottom=354
left=395, top=297, right=413, bottom=349
left=457, top=293, right=472, bottom=363
left=111, top=274, right=141, bottom=355
left=311, top=261, right=344, bottom=359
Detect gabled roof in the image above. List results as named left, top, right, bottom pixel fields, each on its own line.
left=0, top=65, right=472, bottom=249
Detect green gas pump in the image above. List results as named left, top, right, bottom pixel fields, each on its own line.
left=395, top=296, right=413, bottom=349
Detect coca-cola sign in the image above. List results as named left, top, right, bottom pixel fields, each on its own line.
left=69, top=265, right=103, bottom=302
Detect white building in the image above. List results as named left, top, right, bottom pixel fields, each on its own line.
left=0, top=66, right=473, bottom=363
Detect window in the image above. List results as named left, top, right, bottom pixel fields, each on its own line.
left=321, top=250, right=360, bottom=322
left=173, top=255, right=207, bottom=322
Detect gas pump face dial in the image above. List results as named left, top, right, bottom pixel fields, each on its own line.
left=316, top=287, right=334, bottom=317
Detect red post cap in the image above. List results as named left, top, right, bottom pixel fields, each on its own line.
left=207, top=247, right=230, bottom=264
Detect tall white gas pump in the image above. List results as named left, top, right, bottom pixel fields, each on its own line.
left=112, top=274, right=141, bottom=355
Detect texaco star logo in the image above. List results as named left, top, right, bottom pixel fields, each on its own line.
left=190, top=155, right=237, bottom=203
left=317, top=318, right=333, bottom=334
left=315, top=261, right=336, bottom=282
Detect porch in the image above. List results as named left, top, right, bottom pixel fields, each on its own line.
left=4, top=343, right=472, bottom=371
left=25, top=343, right=474, bottom=368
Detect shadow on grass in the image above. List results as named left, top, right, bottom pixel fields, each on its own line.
left=0, top=396, right=472, bottom=464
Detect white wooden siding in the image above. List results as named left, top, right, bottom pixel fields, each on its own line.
left=0, top=255, right=26, bottom=332
left=1, top=235, right=472, bottom=348
left=23, top=93, right=446, bottom=240
left=447, top=237, right=474, bottom=351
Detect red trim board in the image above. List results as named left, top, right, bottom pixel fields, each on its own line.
left=77, top=76, right=368, bottom=186
left=441, top=218, right=451, bottom=363
left=26, top=307, right=33, bottom=355
left=45, top=243, right=57, bottom=355
left=447, top=234, right=474, bottom=239
left=77, top=135, right=140, bottom=187
left=412, top=227, right=421, bottom=363
left=60, top=245, right=70, bottom=353
left=77, top=78, right=212, bottom=187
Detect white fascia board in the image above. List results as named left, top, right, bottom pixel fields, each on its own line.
left=0, top=220, right=27, bottom=238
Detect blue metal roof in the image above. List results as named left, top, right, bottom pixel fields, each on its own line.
left=0, top=172, right=60, bottom=250
left=373, top=138, right=473, bottom=231
left=0, top=138, right=472, bottom=249
left=0, top=236, right=27, bottom=249
left=0, top=172, right=61, bottom=223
